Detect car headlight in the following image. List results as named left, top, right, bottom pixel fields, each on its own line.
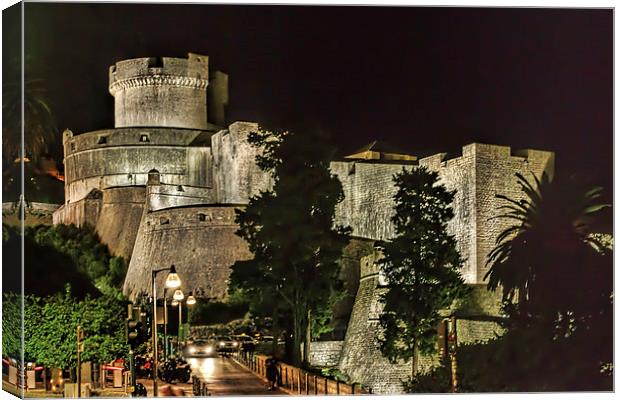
left=233, top=342, right=239, bottom=347
left=219, top=342, right=225, bottom=347
left=189, top=346, right=196, bottom=354
left=206, top=346, right=213, bottom=353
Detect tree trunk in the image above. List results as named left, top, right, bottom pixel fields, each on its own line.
left=304, top=309, right=312, bottom=367
left=291, top=305, right=309, bottom=367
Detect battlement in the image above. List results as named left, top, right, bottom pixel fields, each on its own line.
left=109, top=53, right=209, bottom=93
left=109, top=53, right=210, bottom=130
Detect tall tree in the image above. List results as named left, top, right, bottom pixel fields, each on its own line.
left=229, top=128, right=350, bottom=366
left=377, top=167, right=469, bottom=375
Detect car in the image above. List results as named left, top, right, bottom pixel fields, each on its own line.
left=232, top=335, right=256, bottom=351
left=258, top=335, right=274, bottom=343
left=184, top=339, right=216, bottom=357
left=214, top=336, right=239, bottom=354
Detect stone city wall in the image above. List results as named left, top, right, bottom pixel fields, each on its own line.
left=62, top=128, right=214, bottom=203
left=123, top=205, right=252, bottom=301
left=470, top=144, right=554, bottom=283
left=94, top=186, right=146, bottom=260
left=338, top=251, right=413, bottom=394
left=109, top=54, right=209, bottom=129
left=52, top=189, right=103, bottom=228
left=146, top=182, right=217, bottom=212
left=211, top=121, right=273, bottom=204
left=308, top=341, right=345, bottom=368
left=331, top=161, right=414, bottom=242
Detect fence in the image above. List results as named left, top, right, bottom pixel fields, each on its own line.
left=233, top=353, right=368, bottom=395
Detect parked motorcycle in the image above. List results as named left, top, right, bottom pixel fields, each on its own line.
left=157, top=357, right=191, bottom=384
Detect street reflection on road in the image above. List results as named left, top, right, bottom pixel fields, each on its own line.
left=187, top=356, right=216, bottom=378
left=185, top=356, right=286, bottom=395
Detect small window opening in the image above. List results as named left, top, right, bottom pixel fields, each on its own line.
left=198, top=213, right=207, bottom=221
left=97, top=136, right=107, bottom=144
left=140, top=134, right=150, bottom=143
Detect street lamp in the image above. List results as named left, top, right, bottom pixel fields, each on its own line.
left=186, top=292, right=196, bottom=305
left=151, top=265, right=182, bottom=397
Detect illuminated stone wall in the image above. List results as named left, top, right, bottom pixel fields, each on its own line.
left=109, top=54, right=209, bottom=130
left=123, top=204, right=252, bottom=301
left=308, top=341, right=344, bottom=368
left=211, top=121, right=273, bottom=204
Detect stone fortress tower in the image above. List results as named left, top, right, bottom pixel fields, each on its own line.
left=53, top=53, right=555, bottom=393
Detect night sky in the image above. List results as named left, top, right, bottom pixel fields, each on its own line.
left=7, top=4, right=614, bottom=189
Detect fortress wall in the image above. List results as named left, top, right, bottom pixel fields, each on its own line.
left=123, top=205, right=252, bottom=301
left=113, top=85, right=208, bottom=129
left=63, top=128, right=213, bottom=203
left=308, top=341, right=344, bottom=368
left=420, top=150, right=478, bottom=284
left=338, top=251, right=412, bottom=394
left=94, top=186, right=146, bottom=260
left=52, top=191, right=102, bottom=227
left=211, top=122, right=273, bottom=204
left=146, top=183, right=217, bottom=212
left=330, top=239, right=376, bottom=337
left=109, top=54, right=209, bottom=129
left=470, top=144, right=554, bottom=283
left=331, top=161, right=414, bottom=241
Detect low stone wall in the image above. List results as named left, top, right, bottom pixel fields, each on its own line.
left=308, top=341, right=344, bottom=368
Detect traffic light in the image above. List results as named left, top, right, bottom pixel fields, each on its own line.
left=126, top=305, right=147, bottom=349
left=126, top=319, right=143, bottom=348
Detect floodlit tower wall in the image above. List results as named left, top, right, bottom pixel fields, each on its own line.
left=109, top=53, right=209, bottom=129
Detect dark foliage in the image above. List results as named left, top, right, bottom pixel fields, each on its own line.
left=377, top=167, right=469, bottom=366
left=229, top=127, right=351, bottom=366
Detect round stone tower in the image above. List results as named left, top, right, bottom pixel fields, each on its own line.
left=109, top=53, right=209, bottom=129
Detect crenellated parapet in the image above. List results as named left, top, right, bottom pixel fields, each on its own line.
left=109, top=53, right=210, bottom=129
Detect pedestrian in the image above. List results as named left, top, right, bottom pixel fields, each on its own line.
left=266, top=357, right=279, bottom=391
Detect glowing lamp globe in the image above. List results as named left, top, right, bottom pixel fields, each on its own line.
left=165, top=265, right=181, bottom=289
left=173, top=289, right=184, bottom=301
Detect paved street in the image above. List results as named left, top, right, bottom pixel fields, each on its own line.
left=139, top=356, right=286, bottom=396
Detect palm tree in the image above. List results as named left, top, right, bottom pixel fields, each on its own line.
left=2, top=58, right=58, bottom=163
left=485, top=172, right=611, bottom=329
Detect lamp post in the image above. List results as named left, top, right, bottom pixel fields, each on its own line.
left=151, top=265, right=181, bottom=397
left=171, top=292, right=196, bottom=348
left=173, top=290, right=184, bottom=342
left=163, top=288, right=168, bottom=359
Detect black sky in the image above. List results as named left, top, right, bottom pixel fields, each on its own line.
left=11, top=3, right=614, bottom=188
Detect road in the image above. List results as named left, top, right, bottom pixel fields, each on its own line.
left=139, top=356, right=287, bottom=396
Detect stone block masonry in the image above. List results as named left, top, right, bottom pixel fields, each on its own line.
left=123, top=205, right=252, bottom=301
left=109, top=54, right=210, bottom=129
left=308, top=341, right=344, bottom=368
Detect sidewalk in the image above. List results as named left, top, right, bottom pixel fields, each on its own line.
left=137, top=377, right=193, bottom=397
